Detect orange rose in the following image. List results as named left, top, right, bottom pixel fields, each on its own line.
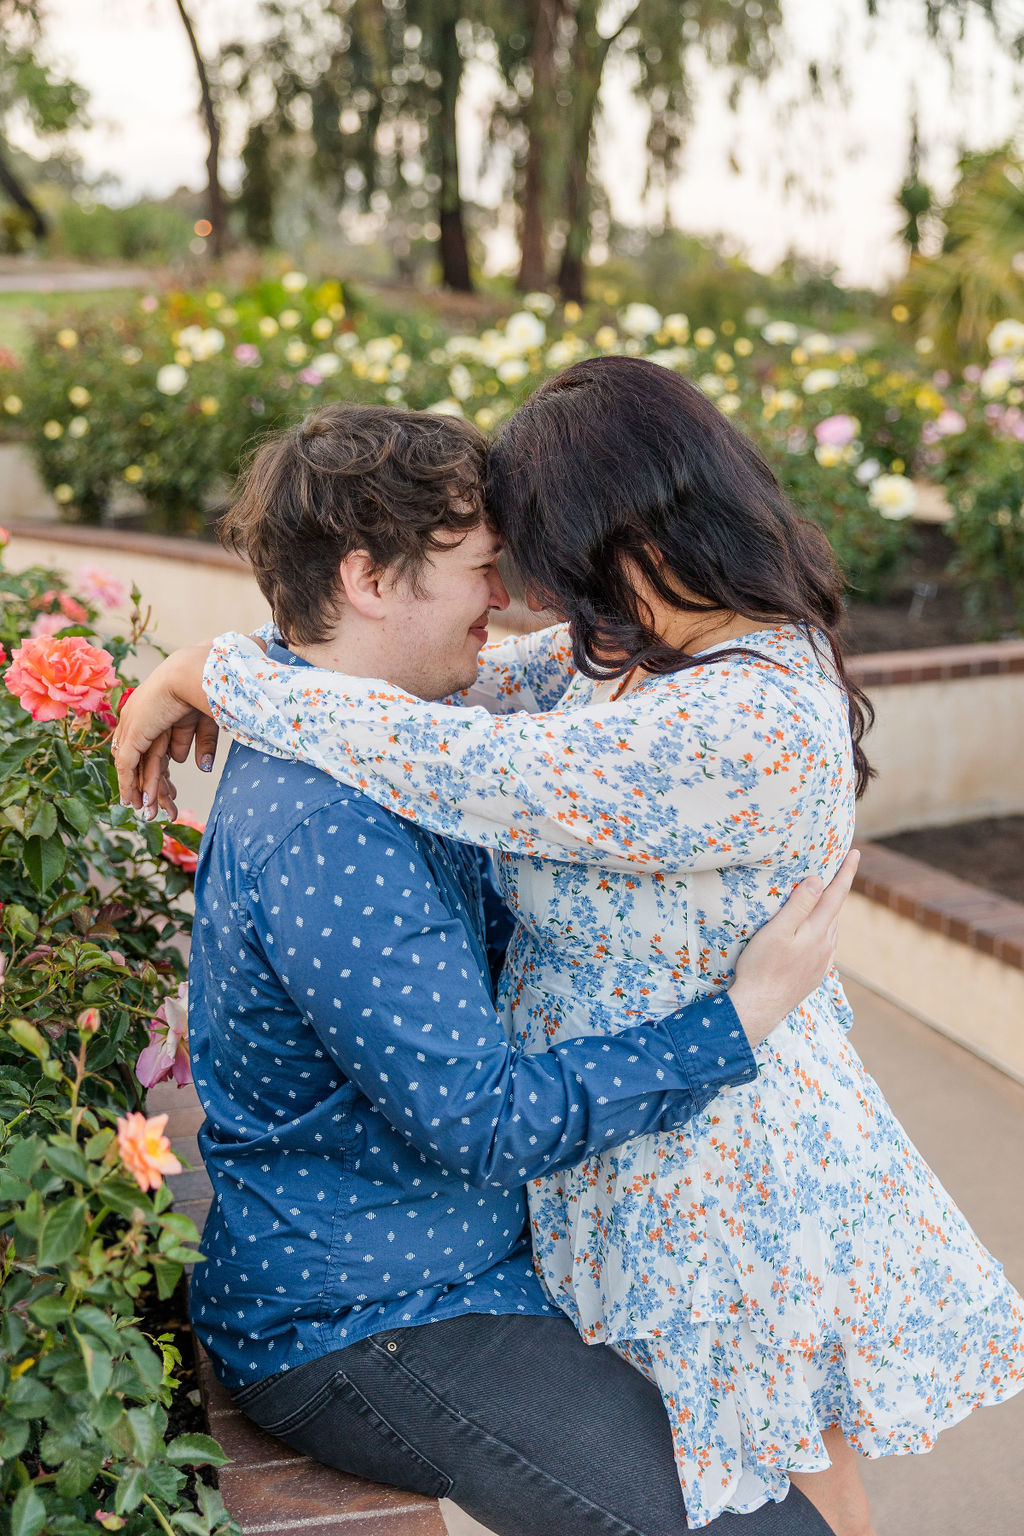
left=161, top=809, right=206, bottom=874
left=4, top=634, right=117, bottom=722
left=116, top=1111, right=182, bottom=1192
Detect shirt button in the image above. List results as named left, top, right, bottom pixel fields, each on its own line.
left=386, top=1341, right=398, bottom=1353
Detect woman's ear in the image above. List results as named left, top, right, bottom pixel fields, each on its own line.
left=337, top=550, right=386, bottom=620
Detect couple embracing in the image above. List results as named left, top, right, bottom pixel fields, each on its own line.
left=114, top=356, right=1023, bottom=1536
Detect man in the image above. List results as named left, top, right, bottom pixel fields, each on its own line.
left=115, top=405, right=852, bottom=1535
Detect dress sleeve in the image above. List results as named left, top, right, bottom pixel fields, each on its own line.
left=452, top=623, right=576, bottom=715
left=205, top=631, right=823, bottom=871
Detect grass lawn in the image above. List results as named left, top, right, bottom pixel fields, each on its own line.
left=0, top=287, right=143, bottom=359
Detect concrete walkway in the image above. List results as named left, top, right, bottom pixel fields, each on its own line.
left=442, top=976, right=1024, bottom=1536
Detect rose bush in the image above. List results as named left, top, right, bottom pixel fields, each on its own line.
left=0, top=271, right=1021, bottom=626
left=0, top=538, right=239, bottom=1535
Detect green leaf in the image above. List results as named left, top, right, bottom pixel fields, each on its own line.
left=28, top=1292, right=71, bottom=1329
left=151, top=1253, right=183, bottom=1301
left=10, top=1482, right=47, bottom=1536
left=1, top=902, right=38, bottom=940
left=0, top=1419, right=30, bottom=1461
left=37, top=1196, right=88, bottom=1268
left=91, top=1395, right=124, bottom=1434
left=76, top=1332, right=113, bottom=1398
left=44, top=1140, right=91, bottom=1185
left=0, top=738, right=36, bottom=778
left=0, top=1169, right=31, bottom=1201
left=114, top=1464, right=146, bottom=1514
left=7, top=1018, right=50, bottom=1061
left=44, top=888, right=91, bottom=925
left=6, top=1374, right=52, bottom=1420
left=142, top=1460, right=185, bottom=1502
left=59, top=795, right=92, bottom=834
left=25, top=800, right=58, bottom=841
left=55, top=1441, right=106, bottom=1498
left=23, top=831, right=68, bottom=894
left=75, top=1304, right=125, bottom=1350
left=8, top=1139, right=44, bottom=1182
left=84, top=1129, right=116, bottom=1161
left=165, top=1433, right=232, bottom=1468
left=127, top=1403, right=165, bottom=1465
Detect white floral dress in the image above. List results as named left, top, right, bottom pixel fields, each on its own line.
left=205, top=622, right=1024, bottom=1527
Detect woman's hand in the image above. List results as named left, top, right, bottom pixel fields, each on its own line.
left=111, top=643, right=217, bottom=814
left=728, top=848, right=861, bottom=1047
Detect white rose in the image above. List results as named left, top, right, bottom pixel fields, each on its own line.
left=987, top=319, right=1024, bottom=358
left=448, top=364, right=474, bottom=401
left=802, top=369, right=839, bottom=395
left=867, top=473, right=917, bottom=520
left=761, top=321, right=799, bottom=346
left=619, top=302, right=662, bottom=339
left=504, top=312, right=547, bottom=352
left=156, top=363, right=188, bottom=395
left=496, top=358, right=529, bottom=386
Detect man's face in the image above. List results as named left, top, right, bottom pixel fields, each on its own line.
left=379, top=520, right=510, bottom=699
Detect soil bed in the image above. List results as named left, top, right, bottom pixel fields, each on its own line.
left=840, top=523, right=1019, bottom=654
left=877, top=814, right=1024, bottom=906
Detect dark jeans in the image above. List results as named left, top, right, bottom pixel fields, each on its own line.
left=233, top=1312, right=832, bottom=1536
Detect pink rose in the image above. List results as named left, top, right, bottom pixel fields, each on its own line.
left=234, top=343, right=260, bottom=366
left=30, top=611, right=66, bottom=639
left=160, top=809, right=205, bottom=874
left=0, top=526, right=9, bottom=548
left=813, top=414, right=859, bottom=448
left=76, top=563, right=127, bottom=609
left=5, top=634, right=117, bottom=721
left=136, top=983, right=190, bottom=1089
left=58, top=592, right=89, bottom=623
left=934, top=409, right=966, bottom=438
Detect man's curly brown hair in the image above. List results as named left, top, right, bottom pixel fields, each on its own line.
left=219, top=403, right=488, bottom=648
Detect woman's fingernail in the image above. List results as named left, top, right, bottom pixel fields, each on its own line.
left=142, top=792, right=149, bottom=807
left=200, top=755, right=214, bottom=772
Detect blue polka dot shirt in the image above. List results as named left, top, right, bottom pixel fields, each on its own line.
left=188, top=643, right=756, bottom=1388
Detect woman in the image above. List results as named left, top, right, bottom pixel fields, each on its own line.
left=117, top=359, right=1023, bottom=1531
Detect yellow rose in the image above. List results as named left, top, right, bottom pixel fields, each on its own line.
left=123, top=465, right=144, bottom=483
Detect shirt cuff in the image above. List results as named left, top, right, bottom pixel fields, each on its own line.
left=664, top=992, right=758, bottom=1102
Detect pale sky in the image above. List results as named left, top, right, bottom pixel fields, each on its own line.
left=21, top=0, right=1024, bottom=289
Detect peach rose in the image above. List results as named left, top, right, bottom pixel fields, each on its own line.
left=4, top=634, right=117, bottom=722
left=116, top=1111, right=182, bottom=1193
left=161, top=810, right=205, bottom=874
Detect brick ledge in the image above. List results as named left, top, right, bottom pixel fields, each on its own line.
left=853, top=843, right=1024, bottom=970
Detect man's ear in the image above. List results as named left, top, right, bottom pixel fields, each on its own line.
left=337, top=550, right=386, bottom=619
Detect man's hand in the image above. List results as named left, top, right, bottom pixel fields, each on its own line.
left=728, top=848, right=860, bottom=1047
left=111, top=643, right=216, bottom=814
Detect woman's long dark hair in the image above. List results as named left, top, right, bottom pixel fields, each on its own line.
left=487, top=355, right=874, bottom=797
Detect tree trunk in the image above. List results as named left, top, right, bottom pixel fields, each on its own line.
left=556, top=2, right=637, bottom=304
left=173, top=0, right=228, bottom=258
left=515, top=0, right=562, bottom=292
left=435, top=8, right=473, bottom=292
left=0, top=140, right=47, bottom=240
